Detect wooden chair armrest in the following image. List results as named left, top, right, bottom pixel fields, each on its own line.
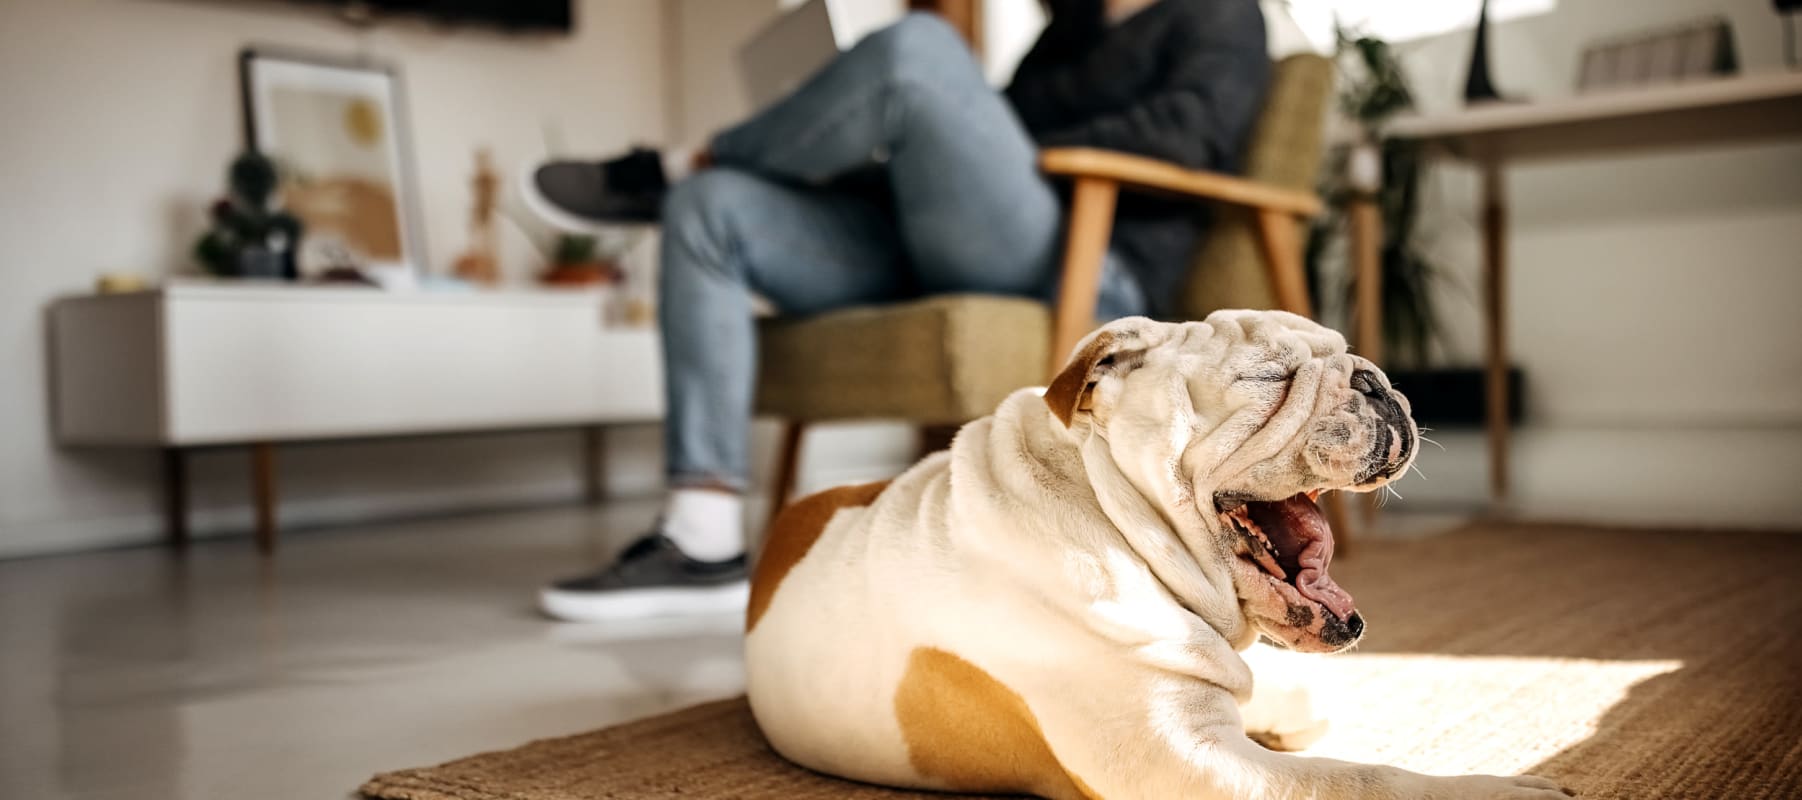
left=1041, top=149, right=1322, bottom=377
left=1040, top=147, right=1323, bottom=217
left=1045, top=176, right=1118, bottom=378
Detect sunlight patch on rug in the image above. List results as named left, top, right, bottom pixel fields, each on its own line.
left=1298, top=654, right=1684, bottom=775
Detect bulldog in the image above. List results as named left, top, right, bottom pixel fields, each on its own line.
left=744, top=311, right=1567, bottom=799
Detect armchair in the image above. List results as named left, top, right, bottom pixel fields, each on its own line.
left=753, top=54, right=1335, bottom=524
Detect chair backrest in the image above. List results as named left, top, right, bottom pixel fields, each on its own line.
left=1177, top=53, right=1333, bottom=320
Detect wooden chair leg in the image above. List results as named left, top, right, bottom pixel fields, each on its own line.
left=1253, top=209, right=1313, bottom=319
left=1324, top=490, right=1353, bottom=557
left=917, top=424, right=959, bottom=457
left=250, top=443, right=277, bottom=556
left=163, top=448, right=188, bottom=551
left=1350, top=197, right=1383, bottom=364
left=1349, top=195, right=1385, bottom=532
left=768, top=422, right=805, bottom=526
left=1048, top=177, right=1120, bottom=378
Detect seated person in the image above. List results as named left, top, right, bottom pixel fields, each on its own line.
left=528, top=0, right=1270, bottom=622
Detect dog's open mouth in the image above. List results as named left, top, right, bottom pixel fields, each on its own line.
left=1217, top=492, right=1355, bottom=622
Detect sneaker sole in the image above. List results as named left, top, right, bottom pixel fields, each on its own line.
left=538, top=579, right=751, bottom=622
left=517, top=163, right=659, bottom=235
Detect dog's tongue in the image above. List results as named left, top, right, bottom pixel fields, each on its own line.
left=1254, top=494, right=1356, bottom=621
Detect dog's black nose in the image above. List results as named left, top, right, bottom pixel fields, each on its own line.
left=1345, top=612, right=1365, bottom=639
left=1350, top=369, right=1384, bottom=397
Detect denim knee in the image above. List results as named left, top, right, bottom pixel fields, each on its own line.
left=661, top=171, right=753, bottom=282
left=857, top=12, right=977, bottom=84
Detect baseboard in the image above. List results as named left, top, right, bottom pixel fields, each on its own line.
left=0, top=425, right=914, bottom=560
left=0, top=480, right=599, bottom=560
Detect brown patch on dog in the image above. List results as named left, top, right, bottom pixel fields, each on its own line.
left=1043, top=331, right=1117, bottom=428
left=1247, top=730, right=1284, bottom=750
left=745, top=480, right=889, bottom=633
left=894, top=647, right=1099, bottom=800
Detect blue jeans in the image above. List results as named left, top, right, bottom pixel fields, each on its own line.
left=659, top=13, right=1147, bottom=491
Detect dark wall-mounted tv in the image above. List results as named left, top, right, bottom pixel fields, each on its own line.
left=285, top=1, right=573, bottom=33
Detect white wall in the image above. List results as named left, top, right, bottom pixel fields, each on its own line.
left=665, top=0, right=781, bottom=145
left=1346, top=0, right=1802, bottom=528
left=664, top=0, right=906, bottom=143
left=0, top=0, right=670, bottom=558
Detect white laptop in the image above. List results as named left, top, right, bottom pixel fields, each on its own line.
left=739, top=0, right=845, bottom=108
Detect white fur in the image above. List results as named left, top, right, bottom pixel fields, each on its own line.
left=746, top=313, right=1565, bottom=799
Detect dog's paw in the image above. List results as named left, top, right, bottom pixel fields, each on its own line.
left=1433, top=773, right=1572, bottom=798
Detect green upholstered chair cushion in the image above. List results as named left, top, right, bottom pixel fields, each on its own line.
left=754, top=294, right=1050, bottom=423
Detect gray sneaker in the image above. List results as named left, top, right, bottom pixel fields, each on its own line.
left=538, top=534, right=749, bottom=622
left=524, top=147, right=668, bottom=231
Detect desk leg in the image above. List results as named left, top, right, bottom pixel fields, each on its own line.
left=251, top=443, right=277, bottom=555
left=582, top=425, right=606, bottom=506
left=1481, top=160, right=1511, bottom=505
left=163, top=448, right=189, bottom=551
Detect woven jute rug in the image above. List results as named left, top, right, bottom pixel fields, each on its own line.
left=361, top=524, right=1802, bottom=800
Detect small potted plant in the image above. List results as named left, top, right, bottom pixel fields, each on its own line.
left=193, top=151, right=304, bottom=280
left=540, top=233, right=623, bottom=286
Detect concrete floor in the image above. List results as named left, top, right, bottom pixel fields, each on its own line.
left=0, top=501, right=747, bottom=800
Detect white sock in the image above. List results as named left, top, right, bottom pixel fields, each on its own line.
left=662, top=488, right=745, bottom=562
left=661, top=145, right=700, bottom=183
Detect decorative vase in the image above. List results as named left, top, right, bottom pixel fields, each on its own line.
left=1464, top=0, right=1506, bottom=103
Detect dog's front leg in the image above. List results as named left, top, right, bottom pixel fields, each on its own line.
left=1056, top=681, right=1568, bottom=800
left=1182, top=730, right=1571, bottom=799
left=1238, top=643, right=1331, bottom=752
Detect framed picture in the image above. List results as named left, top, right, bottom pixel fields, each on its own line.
left=239, top=47, right=425, bottom=283
left=1576, top=18, right=1737, bottom=94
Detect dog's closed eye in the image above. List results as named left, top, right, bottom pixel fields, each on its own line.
left=1238, top=371, right=1288, bottom=383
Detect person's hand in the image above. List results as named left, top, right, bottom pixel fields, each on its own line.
left=691, top=148, right=714, bottom=171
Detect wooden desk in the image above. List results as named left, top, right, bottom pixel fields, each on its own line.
left=1374, top=71, right=1802, bottom=504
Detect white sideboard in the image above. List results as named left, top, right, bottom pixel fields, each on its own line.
left=49, top=282, right=663, bottom=553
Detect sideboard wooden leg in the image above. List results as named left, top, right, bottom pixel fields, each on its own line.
left=582, top=425, right=607, bottom=506
left=163, top=448, right=189, bottom=551
left=251, top=443, right=277, bottom=555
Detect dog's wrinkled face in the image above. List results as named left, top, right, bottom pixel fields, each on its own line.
left=1043, top=312, right=1417, bottom=654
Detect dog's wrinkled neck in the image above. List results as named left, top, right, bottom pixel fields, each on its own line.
left=1066, top=433, right=1257, bottom=699
left=1075, top=428, right=1249, bottom=623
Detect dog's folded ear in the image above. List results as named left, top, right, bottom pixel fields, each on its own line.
left=1043, top=329, right=1147, bottom=428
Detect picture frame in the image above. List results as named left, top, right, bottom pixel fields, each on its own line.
left=239, top=47, right=426, bottom=284
left=1576, top=17, right=1738, bottom=94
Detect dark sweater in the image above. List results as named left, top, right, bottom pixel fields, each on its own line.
left=1006, top=0, right=1269, bottom=316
